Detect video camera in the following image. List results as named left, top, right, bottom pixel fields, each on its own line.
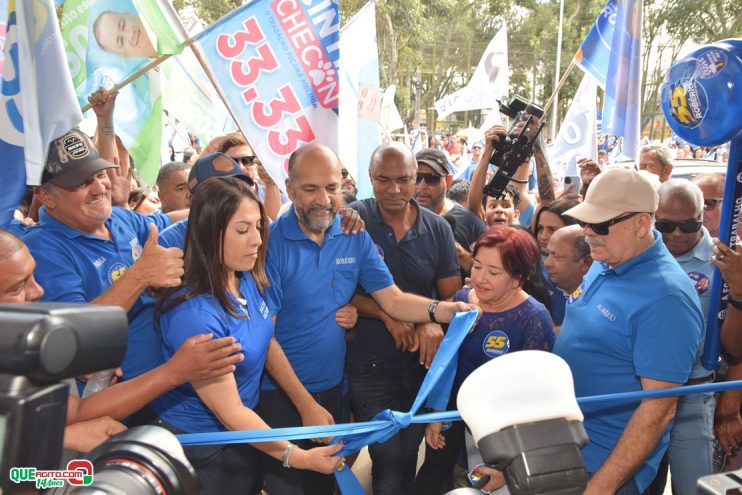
left=0, top=304, right=199, bottom=494
left=483, top=95, right=545, bottom=199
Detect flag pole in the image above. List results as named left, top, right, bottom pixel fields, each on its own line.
left=543, top=61, right=575, bottom=115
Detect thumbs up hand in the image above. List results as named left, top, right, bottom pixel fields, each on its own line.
left=133, top=224, right=184, bottom=288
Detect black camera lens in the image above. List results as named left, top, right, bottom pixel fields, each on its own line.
left=70, top=427, right=199, bottom=495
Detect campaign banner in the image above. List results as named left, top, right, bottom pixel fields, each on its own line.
left=194, top=0, right=340, bottom=187
left=0, top=0, right=6, bottom=74
left=61, top=0, right=184, bottom=184
left=0, top=0, right=82, bottom=226
left=548, top=73, right=598, bottom=176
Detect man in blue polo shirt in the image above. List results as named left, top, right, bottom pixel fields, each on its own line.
left=648, top=179, right=715, bottom=495
left=258, top=143, right=474, bottom=495
left=554, top=168, right=702, bottom=495
left=24, top=128, right=188, bottom=384
left=347, top=142, right=461, bottom=495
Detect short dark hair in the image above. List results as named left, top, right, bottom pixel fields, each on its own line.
left=156, top=162, right=190, bottom=188
left=156, top=177, right=270, bottom=320
left=447, top=180, right=469, bottom=203
left=482, top=185, right=521, bottom=209
left=0, top=229, right=25, bottom=264
left=472, top=224, right=540, bottom=286
left=217, top=132, right=249, bottom=154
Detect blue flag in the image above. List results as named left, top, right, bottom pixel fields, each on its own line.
left=601, top=0, right=642, bottom=160
left=0, top=0, right=83, bottom=227
left=574, top=0, right=617, bottom=89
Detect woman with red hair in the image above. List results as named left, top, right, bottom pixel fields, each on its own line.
left=415, top=224, right=555, bottom=494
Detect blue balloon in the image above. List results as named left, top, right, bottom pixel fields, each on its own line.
left=661, top=39, right=742, bottom=146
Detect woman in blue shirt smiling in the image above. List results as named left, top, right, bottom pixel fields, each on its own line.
left=153, top=177, right=343, bottom=494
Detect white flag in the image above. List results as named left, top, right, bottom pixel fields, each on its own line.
left=338, top=0, right=380, bottom=199
left=380, top=85, right=404, bottom=133
left=435, top=26, right=508, bottom=120
left=547, top=73, right=598, bottom=176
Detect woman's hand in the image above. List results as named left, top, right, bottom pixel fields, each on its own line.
left=291, top=442, right=345, bottom=474
left=425, top=422, right=446, bottom=450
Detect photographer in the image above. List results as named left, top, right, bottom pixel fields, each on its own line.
left=0, top=229, right=243, bottom=453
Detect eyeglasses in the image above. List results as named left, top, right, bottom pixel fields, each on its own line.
left=236, top=155, right=255, bottom=166
left=341, top=169, right=349, bottom=179
left=472, top=145, right=483, bottom=150
left=703, top=198, right=722, bottom=210
left=579, top=212, right=640, bottom=235
left=655, top=219, right=703, bottom=234
left=416, top=173, right=442, bottom=186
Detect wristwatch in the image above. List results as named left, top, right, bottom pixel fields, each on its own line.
left=729, top=295, right=742, bottom=311
left=428, top=300, right=440, bottom=323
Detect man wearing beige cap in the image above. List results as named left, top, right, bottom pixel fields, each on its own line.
left=553, top=168, right=703, bottom=495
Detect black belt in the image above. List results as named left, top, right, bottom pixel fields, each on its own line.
left=686, top=372, right=715, bottom=385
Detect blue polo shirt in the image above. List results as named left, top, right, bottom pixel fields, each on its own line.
left=553, top=231, right=703, bottom=492
left=159, top=218, right=187, bottom=248
left=674, top=226, right=715, bottom=378
left=24, top=207, right=171, bottom=380
left=347, top=199, right=460, bottom=364
left=152, top=273, right=274, bottom=432
left=262, top=207, right=394, bottom=392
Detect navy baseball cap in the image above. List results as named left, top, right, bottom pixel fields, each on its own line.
left=188, top=152, right=254, bottom=193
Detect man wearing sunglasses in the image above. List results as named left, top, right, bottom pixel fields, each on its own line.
left=554, top=168, right=703, bottom=495
left=647, top=180, right=715, bottom=495
left=414, top=148, right=486, bottom=275
left=692, top=172, right=725, bottom=238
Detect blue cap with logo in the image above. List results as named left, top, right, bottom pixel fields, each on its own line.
left=188, top=152, right=254, bottom=193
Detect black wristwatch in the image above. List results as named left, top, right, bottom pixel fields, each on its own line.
left=428, top=300, right=440, bottom=323
left=729, top=296, right=742, bottom=311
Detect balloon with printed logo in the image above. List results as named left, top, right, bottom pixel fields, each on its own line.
left=660, top=38, right=742, bottom=146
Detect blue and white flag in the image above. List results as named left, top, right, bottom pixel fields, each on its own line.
left=574, top=0, right=617, bottom=89
left=601, top=0, right=642, bottom=160
left=194, top=0, right=340, bottom=188
left=0, top=0, right=83, bottom=227
left=339, top=0, right=380, bottom=200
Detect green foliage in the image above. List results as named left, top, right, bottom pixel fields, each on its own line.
left=175, top=0, right=742, bottom=134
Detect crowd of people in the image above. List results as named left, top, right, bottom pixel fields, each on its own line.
left=2, top=85, right=741, bottom=495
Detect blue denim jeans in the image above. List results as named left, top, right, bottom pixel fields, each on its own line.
left=667, top=392, right=715, bottom=495
left=348, top=358, right=426, bottom=495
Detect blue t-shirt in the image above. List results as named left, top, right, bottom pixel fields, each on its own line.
left=454, top=289, right=555, bottom=389
left=24, top=207, right=171, bottom=379
left=347, top=199, right=460, bottom=364
left=262, top=207, right=394, bottom=392
left=152, top=273, right=274, bottom=433
left=553, top=231, right=703, bottom=491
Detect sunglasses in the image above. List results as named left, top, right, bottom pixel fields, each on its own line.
left=416, top=172, right=442, bottom=186
left=703, top=198, right=722, bottom=210
left=579, top=212, right=640, bottom=235
left=236, top=155, right=255, bottom=166
left=655, top=219, right=703, bottom=234
left=341, top=169, right=349, bottom=179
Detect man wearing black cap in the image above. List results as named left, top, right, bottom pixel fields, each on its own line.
left=24, top=127, right=189, bottom=385
left=414, top=148, right=486, bottom=274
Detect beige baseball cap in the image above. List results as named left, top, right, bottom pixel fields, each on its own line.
left=564, top=168, right=658, bottom=223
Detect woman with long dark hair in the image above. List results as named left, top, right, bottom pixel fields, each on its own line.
left=152, top=177, right=343, bottom=494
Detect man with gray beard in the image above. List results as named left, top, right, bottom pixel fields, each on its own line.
left=256, top=143, right=476, bottom=495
